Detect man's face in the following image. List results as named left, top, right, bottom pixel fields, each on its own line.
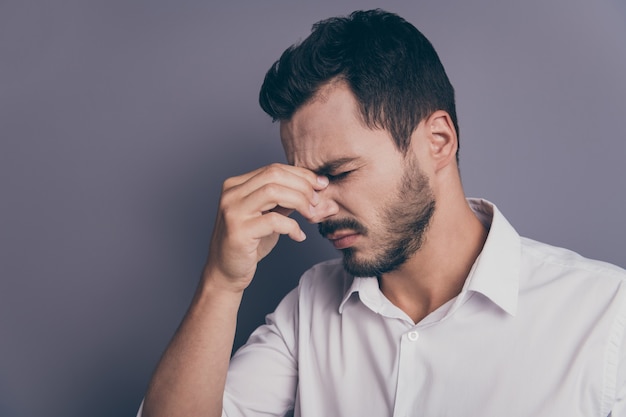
left=280, top=82, right=435, bottom=277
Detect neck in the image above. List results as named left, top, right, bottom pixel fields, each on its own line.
left=379, top=194, right=488, bottom=324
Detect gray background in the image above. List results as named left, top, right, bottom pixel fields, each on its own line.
left=1, top=0, right=624, bottom=416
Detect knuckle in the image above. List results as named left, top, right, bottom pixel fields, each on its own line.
left=266, top=211, right=281, bottom=223
left=261, top=183, right=281, bottom=199
left=222, top=176, right=238, bottom=191
left=219, top=187, right=236, bottom=208
left=265, top=164, right=285, bottom=181
left=266, top=211, right=287, bottom=229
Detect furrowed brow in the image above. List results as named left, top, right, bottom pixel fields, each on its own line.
left=313, top=157, right=361, bottom=176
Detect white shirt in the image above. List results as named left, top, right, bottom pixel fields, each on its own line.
left=221, top=199, right=626, bottom=417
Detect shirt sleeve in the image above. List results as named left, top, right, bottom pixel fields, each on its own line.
left=607, top=286, right=626, bottom=417
left=222, top=287, right=300, bottom=417
left=609, top=345, right=626, bottom=416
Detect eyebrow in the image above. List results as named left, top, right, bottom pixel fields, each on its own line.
left=312, top=157, right=361, bottom=176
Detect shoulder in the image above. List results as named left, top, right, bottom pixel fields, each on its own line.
left=302, top=258, right=347, bottom=280
left=295, top=258, right=352, bottom=312
left=518, top=237, right=626, bottom=305
left=520, top=237, right=626, bottom=281
left=298, top=258, right=351, bottom=291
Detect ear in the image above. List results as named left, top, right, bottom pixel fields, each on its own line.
left=425, top=110, right=458, bottom=172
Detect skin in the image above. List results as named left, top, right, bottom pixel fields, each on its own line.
left=142, top=80, right=488, bottom=416
left=317, top=169, right=435, bottom=276
left=313, top=131, right=436, bottom=277
left=281, top=81, right=487, bottom=320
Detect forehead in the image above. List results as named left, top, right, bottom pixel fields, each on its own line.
left=279, top=82, right=390, bottom=170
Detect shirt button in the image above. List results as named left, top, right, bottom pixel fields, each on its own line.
left=407, top=331, right=419, bottom=341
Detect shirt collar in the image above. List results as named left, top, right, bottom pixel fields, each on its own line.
left=463, top=198, right=520, bottom=316
left=339, top=198, right=521, bottom=317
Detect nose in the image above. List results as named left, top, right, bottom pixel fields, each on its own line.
left=311, top=186, right=339, bottom=223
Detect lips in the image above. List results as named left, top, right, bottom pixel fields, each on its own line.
left=318, top=218, right=367, bottom=249
left=327, top=231, right=360, bottom=249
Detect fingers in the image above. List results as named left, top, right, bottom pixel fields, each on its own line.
left=224, top=163, right=329, bottom=195
left=206, top=163, right=337, bottom=285
left=245, top=212, right=307, bottom=242
left=223, top=163, right=333, bottom=223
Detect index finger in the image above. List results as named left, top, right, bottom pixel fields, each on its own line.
left=226, top=163, right=329, bottom=191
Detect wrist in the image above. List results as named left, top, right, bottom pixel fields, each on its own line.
left=195, top=268, right=246, bottom=304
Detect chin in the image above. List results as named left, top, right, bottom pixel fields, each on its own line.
left=341, top=249, right=405, bottom=278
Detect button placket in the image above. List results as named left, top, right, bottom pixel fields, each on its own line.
left=393, top=328, right=423, bottom=416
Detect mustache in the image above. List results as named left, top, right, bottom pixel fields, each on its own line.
left=318, top=218, right=368, bottom=238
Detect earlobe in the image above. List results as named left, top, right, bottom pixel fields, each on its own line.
left=427, top=111, right=458, bottom=172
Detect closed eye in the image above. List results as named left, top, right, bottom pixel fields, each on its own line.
left=327, top=170, right=353, bottom=182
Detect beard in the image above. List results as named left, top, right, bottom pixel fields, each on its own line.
left=318, top=156, right=435, bottom=277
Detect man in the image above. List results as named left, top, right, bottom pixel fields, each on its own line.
left=139, top=9, right=626, bottom=417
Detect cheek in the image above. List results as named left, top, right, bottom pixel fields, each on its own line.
left=332, top=181, right=386, bottom=219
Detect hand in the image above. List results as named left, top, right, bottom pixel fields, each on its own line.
left=203, top=163, right=337, bottom=292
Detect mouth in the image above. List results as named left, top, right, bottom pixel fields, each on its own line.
left=318, top=218, right=367, bottom=250
left=326, top=231, right=360, bottom=250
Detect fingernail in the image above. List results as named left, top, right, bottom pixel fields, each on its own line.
left=317, top=176, right=329, bottom=187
